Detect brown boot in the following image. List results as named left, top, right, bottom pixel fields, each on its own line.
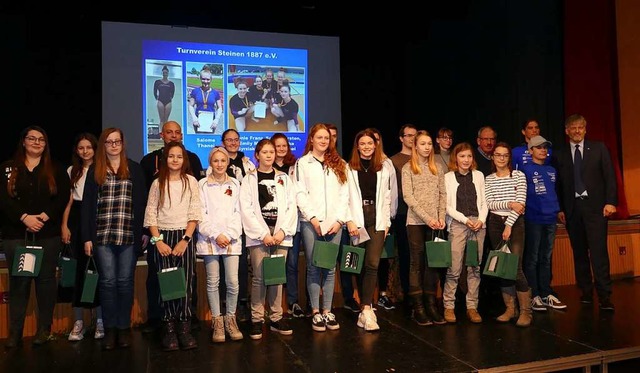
left=496, top=292, right=517, bottom=323
left=162, top=320, right=179, bottom=351
left=177, top=320, right=198, bottom=350
left=211, top=315, right=225, bottom=343
left=224, top=314, right=243, bottom=341
left=466, top=308, right=482, bottom=324
left=516, top=290, right=533, bottom=327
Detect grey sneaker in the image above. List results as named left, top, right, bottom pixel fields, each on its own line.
left=531, top=296, right=547, bottom=312
left=68, top=320, right=85, bottom=341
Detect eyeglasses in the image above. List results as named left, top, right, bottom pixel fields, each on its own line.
left=402, top=133, right=416, bottom=138
left=105, top=140, right=122, bottom=147
left=493, top=153, right=509, bottom=160
left=479, top=137, right=496, bottom=142
left=25, top=136, right=46, bottom=144
left=439, top=136, right=453, bottom=141
left=224, top=138, right=240, bottom=143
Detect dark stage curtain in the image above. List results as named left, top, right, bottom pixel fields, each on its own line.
left=563, top=0, right=629, bottom=218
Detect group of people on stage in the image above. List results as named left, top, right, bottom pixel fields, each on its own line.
left=0, top=114, right=617, bottom=351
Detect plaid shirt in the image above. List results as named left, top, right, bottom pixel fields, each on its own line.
left=96, top=173, right=134, bottom=245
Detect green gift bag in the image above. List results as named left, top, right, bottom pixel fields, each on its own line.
left=58, top=244, right=77, bottom=287
left=158, top=256, right=187, bottom=301
left=465, top=238, right=479, bottom=267
left=312, top=239, right=339, bottom=270
left=80, top=257, right=99, bottom=303
left=11, top=234, right=44, bottom=277
left=424, top=230, right=452, bottom=268
left=340, top=244, right=366, bottom=274
left=380, top=233, right=396, bottom=259
left=483, top=240, right=519, bottom=280
left=263, top=252, right=286, bottom=286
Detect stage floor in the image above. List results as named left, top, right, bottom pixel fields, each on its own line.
left=2, top=278, right=640, bottom=372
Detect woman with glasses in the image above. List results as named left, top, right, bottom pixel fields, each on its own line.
left=484, top=142, right=531, bottom=327
left=81, top=128, right=147, bottom=350
left=0, top=126, right=70, bottom=348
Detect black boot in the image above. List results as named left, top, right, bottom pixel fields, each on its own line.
left=177, top=320, right=198, bottom=350
left=425, top=294, right=446, bottom=325
left=32, top=326, right=52, bottom=346
left=117, top=328, right=132, bottom=348
left=412, top=295, right=433, bottom=326
left=103, top=328, right=117, bottom=350
left=162, top=320, right=179, bottom=351
left=5, top=329, right=23, bottom=349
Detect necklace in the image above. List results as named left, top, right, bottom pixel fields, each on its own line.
left=362, top=164, right=371, bottom=172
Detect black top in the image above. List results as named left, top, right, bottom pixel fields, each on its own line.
left=358, top=159, right=377, bottom=202
left=257, top=169, right=277, bottom=227
left=454, top=171, right=479, bottom=217
left=0, top=160, right=71, bottom=239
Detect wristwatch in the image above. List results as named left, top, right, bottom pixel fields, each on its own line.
left=181, top=235, right=192, bottom=243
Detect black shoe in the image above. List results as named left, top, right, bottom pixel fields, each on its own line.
left=177, top=321, right=198, bottom=350
left=270, top=319, right=293, bottom=335
left=343, top=298, right=361, bottom=313
left=425, top=295, right=446, bottom=325
left=377, top=295, right=396, bottom=310
left=599, top=297, right=615, bottom=311
left=580, top=294, right=593, bottom=304
left=141, top=319, right=161, bottom=334
left=117, top=328, right=132, bottom=348
left=191, top=315, right=201, bottom=331
left=103, top=328, right=117, bottom=350
left=237, top=302, right=250, bottom=322
left=32, top=328, right=53, bottom=346
left=5, top=331, right=22, bottom=349
left=161, top=321, right=179, bottom=351
left=250, top=322, right=263, bottom=340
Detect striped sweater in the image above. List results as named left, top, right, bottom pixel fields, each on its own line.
left=484, top=170, right=527, bottom=226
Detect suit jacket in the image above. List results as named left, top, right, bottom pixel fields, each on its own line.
left=552, top=139, right=617, bottom=217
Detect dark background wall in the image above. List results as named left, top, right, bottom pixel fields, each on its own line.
left=0, top=1, right=563, bottom=164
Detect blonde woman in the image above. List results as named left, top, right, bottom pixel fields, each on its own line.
left=402, top=130, right=447, bottom=326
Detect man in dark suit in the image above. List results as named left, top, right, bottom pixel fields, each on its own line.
left=553, top=114, right=617, bottom=310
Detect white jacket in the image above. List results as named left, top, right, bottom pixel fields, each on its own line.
left=383, top=158, right=399, bottom=219
left=346, top=165, right=392, bottom=232
left=293, top=152, right=349, bottom=225
left=444, top=170, right=488, bottom=228
left=240, top=170, right=298, bottom=248
left=196, top=175, right=242, bottom=255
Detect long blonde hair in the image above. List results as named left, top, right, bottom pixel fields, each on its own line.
left=409, top=130, right=438, bottom=175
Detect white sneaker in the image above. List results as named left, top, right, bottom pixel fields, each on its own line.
left=94, top=319, right=105, bottom=339
left=543, top=295, right=568, bottom=310
left=531, top=296, right=547, bottom=312
left=357, top=309, right=380, bottom=332
left=68, top=320, right=85, bottom=341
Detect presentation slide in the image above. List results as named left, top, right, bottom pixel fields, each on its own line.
left=103, top=21, right=341, bottom=165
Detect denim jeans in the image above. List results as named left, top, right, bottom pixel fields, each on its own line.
left=524, top=222, right=557, bottom=298
left=301, top=221, right=342, bottom=312
left=94, top=244, right=137, bottom=329
left=204, top=255, right=240, bottom=317
left=286, top=232, right=302, bottom=304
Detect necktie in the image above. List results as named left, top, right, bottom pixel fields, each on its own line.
left=574, top=144, right=586, bottom=195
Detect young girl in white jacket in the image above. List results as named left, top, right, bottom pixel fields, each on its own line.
left=240, top=139, right=298, bottom=340
left=196, top=146, right=243, bottom=343
left=443, top=142, right=488, bottom=324
left=345, top=129, right=392, bottom=331
left=293, top=123, right=349, bottom=332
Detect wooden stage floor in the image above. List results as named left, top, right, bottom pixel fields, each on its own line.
left=2, top=278, right=640, bottom=373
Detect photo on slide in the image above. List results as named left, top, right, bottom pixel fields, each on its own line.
left=144, top=60, right=183, bottom=153
left=227, top=65, right=305, bottom=133
left=185, top=62, right=224, bottom=136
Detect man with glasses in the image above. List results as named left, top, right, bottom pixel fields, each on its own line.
left=513, top=119, right=552, bottom=171
left=222, top=128, right=256, bottom=322
left=553, top=114, right=617, bottom=310
left=390, top=124, right=417, bottom=315
left=475, top=126, right=497, bottom=176
left=139, top=121, right=204, bottom=333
